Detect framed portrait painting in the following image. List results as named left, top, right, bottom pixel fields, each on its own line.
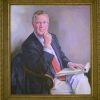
left=0, top=0, right=100, bottom=100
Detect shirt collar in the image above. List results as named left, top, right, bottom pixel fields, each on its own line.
left=34, top=32, right=44, bottom=46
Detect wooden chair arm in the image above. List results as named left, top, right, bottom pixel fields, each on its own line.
left=23, top=66, right=54, bottom=90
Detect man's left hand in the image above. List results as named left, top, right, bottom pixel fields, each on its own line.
left=68, top=62, right=84, bottom=70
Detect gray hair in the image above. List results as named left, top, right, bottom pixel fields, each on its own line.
left=32, top=10, right=49, bottom=23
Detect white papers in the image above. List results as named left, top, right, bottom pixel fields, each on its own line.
left=56, top=62, right=90, bottom=77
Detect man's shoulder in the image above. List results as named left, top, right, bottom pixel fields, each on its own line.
left=25, top=32, right=35, bottom=41
left=50, top=33, right=58, bottom=42
left=50, top=33, right=57, bottom=39
left=22, top=32, right=36, bottom=47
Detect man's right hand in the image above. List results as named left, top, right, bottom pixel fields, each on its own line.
left=43, top=32, right=52, bottom=48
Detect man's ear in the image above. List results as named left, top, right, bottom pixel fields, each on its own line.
left=32, top=22, right=35, bottom=28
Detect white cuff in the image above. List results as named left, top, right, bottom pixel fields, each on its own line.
left=44, top=47, right=53, bottom=54
left=67, top=62, right=73, bottom=67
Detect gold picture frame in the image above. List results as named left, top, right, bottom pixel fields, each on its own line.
left=0, top=0, right=100, bottom=100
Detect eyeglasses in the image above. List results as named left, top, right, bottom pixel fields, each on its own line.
left=35, top=21, right=49, bottom=25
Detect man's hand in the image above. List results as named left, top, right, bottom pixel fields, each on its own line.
left=68, top=62, right=84, bottom=70
left=43, top=32, right=52, bottom=48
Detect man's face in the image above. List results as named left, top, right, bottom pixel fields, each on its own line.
left=32, top=14, right=49, bottom=37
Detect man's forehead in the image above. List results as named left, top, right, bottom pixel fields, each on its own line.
left=35, top=14, right=49, bottom=21
left=35, top=14, right=49, bottom=18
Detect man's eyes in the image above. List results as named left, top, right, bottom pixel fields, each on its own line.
left=36, top=21, right=48, bottom=24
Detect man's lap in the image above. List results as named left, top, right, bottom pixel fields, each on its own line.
left=50, top=78, right=72, bottom=94
left=50, top=73, right=91, bottom=94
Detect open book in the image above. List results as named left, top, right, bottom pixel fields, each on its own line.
left=56, top=62, right=90, bottom=77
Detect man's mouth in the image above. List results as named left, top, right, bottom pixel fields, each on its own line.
left=39, top=29, right=45, bottom=32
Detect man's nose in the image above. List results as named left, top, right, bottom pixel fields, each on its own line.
left=40, top=22, right=44, bottom=27
left=40, top=22, right=43, bottom=25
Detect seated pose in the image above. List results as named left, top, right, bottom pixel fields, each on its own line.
left=13, top=10, right=91, bottom=94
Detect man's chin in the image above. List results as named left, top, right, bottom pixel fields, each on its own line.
left=37, top=32, right=44, bottom=37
